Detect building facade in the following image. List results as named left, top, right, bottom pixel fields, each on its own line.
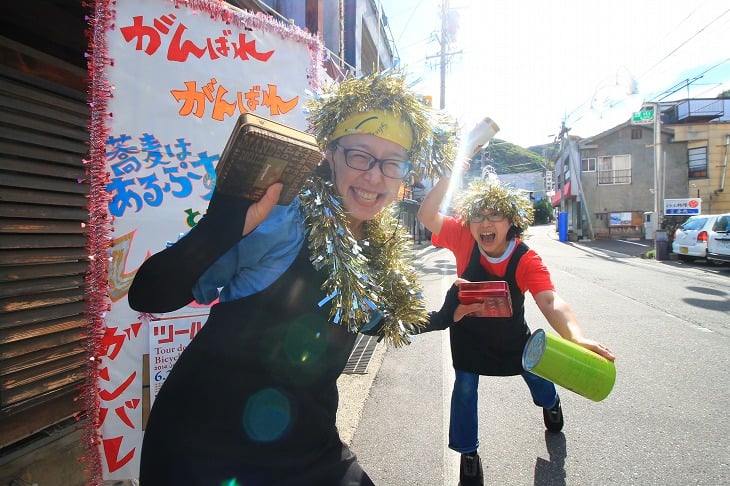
left=663, top=98, right=730, bottom=215
left=553, top=98, right=730, bottom=240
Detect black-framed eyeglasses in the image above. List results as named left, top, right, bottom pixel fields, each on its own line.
left=470, top=212, right=507, bottom=223
left=334, top=142, right=412, bottom=180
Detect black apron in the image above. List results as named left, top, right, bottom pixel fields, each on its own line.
left=449, top=241, right=531, bottom=376
left=132, top=191, right=370, bottom=485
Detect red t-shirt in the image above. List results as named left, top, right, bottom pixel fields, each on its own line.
left=433, top=216, right=555, bottom=296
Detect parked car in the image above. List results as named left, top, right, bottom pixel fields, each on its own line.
left=671, top=214, right=720, bottom=261
left=706, top=213, right=730, bottom=265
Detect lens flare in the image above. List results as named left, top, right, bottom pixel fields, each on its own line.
left=242, top=388, right=291, bottom=442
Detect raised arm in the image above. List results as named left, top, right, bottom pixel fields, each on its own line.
left=418, top=117, right=498, bottom=235
left=417, top=175, right=450, bottom=236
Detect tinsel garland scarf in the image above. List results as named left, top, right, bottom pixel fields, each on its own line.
left=301, top=69, right=458, bottom=347
left=299, top=176, right=427, bottom=348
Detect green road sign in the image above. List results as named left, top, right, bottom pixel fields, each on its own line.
left=631, top=108, right=654, bottom=124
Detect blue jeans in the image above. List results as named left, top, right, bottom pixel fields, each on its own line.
left=448, top=369, right=558, bottom=453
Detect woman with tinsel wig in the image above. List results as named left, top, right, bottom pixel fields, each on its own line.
left=127, top=70, right=456, bottom=485
left=418, top=177, right=616, bottom=485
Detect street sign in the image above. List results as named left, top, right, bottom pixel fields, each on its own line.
left=664, top=198, right=701, bottom=215
left=631, top=107, right=654, bottom=125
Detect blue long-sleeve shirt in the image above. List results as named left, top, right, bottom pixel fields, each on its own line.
left=192, top=198, right=306, bottom=304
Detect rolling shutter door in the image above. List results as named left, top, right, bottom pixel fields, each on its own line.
left=0, top=38, right=90, bottom=448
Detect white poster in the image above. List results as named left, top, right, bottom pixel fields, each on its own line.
left=89, top=0, right=325, bottom=479
left=147, top=314, right=205, bottom=408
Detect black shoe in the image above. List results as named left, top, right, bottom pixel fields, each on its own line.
left=543, top=396, right=564, bottom=432
left=459, top=452, right=484, bottom=485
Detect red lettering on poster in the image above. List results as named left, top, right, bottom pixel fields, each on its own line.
left=102, top=436, right=136, bottom=472
left=120, top=14, right=274, bottom=63
left=99, top=369, right=137, bottom=401
left=168, top=23, right=207, bottom=61
left=101, top=327, right=127, bottom=360
left=152, top=321, right=203, bottom=344
left=115, top=404, right=135, bottom=428
left=100, top=323, right=142, bottom=360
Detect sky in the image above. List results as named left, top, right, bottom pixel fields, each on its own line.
left=379, top=0, right=730, bottom=148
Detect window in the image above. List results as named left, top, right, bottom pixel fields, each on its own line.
left=688, top=146, right=708, bottom=178
left=631, top=128, right=642, bottom=140
left=598, top=154, right=631, bottom=185
left=581, top=157, right=596, bottom=172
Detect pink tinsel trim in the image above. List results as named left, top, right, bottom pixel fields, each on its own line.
left=81, top=0, right=114, bottom=484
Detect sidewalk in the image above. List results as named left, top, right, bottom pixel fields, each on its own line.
left=539, top=224, right=655, bottom=258
left=335, top=241, right=435, bottom=444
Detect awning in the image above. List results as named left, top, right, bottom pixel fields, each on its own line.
left=551, top=181, right=571, bottom=206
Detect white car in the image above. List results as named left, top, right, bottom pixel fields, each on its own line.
left=706, top=213, right=730, bottom=265
left=671, top=214, right=720, bottom=261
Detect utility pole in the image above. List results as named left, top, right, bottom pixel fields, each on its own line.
left=428, top=1, right=461, bottom=109
left=652, top=102, right=663, bottom=255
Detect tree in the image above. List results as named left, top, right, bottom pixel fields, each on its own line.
left=717, top=89, right=730, bottom=99
left=470, top=139, right=552, bottom=175
left=533, top=199, right=554, bottom=225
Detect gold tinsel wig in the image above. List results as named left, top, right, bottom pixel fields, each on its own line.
left=456, top=178, right=535, bottom=233
left=306, top=69, right=458, bottom=181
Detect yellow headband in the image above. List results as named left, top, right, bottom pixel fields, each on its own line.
left=330, top=110, right=414, bottom=151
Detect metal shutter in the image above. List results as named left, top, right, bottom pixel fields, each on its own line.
left=0, top=38, right=90, bottom=449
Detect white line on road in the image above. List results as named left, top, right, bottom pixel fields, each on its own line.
left=616, top=239, right=652, bottom=248
left=443, top=333, right=458, bottom=485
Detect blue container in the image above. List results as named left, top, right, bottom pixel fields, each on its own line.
left=558, top=212, right=568, bottom=242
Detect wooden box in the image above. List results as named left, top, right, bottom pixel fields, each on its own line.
left=215, top=113, right=322, bottom=205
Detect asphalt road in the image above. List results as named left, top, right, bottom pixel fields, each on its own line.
left=346, top=224, right=730, bottom=485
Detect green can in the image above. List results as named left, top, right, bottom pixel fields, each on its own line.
left=522, top=329, right=616, bottom=402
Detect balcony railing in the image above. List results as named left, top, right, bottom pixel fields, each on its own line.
left=598, top=168, right=632, bottom=185
left=664, top=99, right=725, bottom=124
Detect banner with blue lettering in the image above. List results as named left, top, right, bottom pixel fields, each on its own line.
left=86, top=0, right=325, bottom=480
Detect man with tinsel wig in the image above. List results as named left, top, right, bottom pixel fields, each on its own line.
left=127, top=69, right=457, bottom=485
left=418, top=176, right=616, bottom=485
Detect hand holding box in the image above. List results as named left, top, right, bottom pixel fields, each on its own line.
left=457, top=280, right=513, bottom=318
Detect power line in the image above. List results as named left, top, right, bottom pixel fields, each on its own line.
left=653, top=57, right=730, bottom=100
left=637, top=2, right=705, bottom=81
left=638, top=7, right=730, bottom=80
left=388, top=0, right=428, bottom=46
left=565, top=6, right=730, bottom=129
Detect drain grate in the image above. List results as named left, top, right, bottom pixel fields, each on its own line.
left=342, top=334, right=379, bottom=374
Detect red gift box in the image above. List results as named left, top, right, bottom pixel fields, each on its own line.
left=457, top=281, right=513, bottom=317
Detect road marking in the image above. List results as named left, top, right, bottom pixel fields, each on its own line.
left=443, top=332, right=458, bottom=485
left=616, top=239, right=652, bottom=248
left=431, top=248, right=460, bottom=485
